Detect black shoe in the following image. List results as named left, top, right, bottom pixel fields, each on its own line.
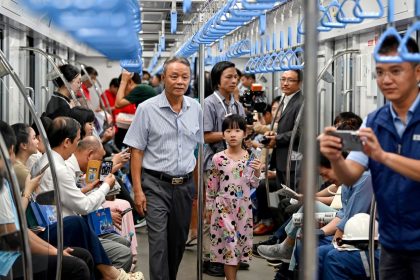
left=204, top=262, right=225, bottom=277
left=252, top=236, right=279, bottom=256
left=238, top=261, right=249, bottom=270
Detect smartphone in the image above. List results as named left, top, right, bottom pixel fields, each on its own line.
left=328, top=130, right=363, bottom=151
left=260, top=136, right=270, bottom=145
left=121, top=207, right=133, bottom=216
left=99, top=161, right=113, bottom=181
left=32, top=163, right=50, bottom=178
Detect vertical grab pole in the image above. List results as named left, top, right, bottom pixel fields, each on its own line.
left=0, top=136, right=33, bottom=280
left=197, top=43, right=205, bottom=280
left=300, top=0, right=319, bottom=279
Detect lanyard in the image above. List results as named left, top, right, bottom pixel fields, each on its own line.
left=214, top=91, right=236, bottom=116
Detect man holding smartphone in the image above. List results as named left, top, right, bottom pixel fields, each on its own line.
left=264, top=70, right=304, bottom=189
left=319, top=36, right=420, bottom=279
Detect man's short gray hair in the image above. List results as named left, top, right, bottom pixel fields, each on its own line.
left=162, top=57, right=191, bottom=75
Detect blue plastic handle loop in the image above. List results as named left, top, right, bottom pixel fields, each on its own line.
left=353, top=0, right=384, bottom=19
left=170, top=11, right=177, bottom=34
left=374, top=27, right=403, bottom=63
left=244, top=57, right=254, bottom=73
left=298, top=18, right=305, bottom=35
left=322, top=0, right=346, bottom=28
left=318, top=5, right=334, bottom=30
left=266, top=52, right=278, bottom=72
left=399, top=23, right=420, bottom=62
left=296, top=27, right=302, bottom=44
left=255, top=40, right=259, bottom=55
left=219, top=39, right=224, bottom=53
left=273, top=50, right=285, bottom=71
left=160, top=35, right=165, bottom=51
left=281, top=50, right=295, bottom=71
left=272, top=32, right=277, bottom=50
left=260, top=37, right=264, bottom=54
left=289, top=47, right=304, bottom=70
left=336, top=0, right=363, bottom=23
left=259, top=13, right=267, bottom=35
left=280, top=31, right=284, bottom=49
left=183, top=0, right=192, bottom=14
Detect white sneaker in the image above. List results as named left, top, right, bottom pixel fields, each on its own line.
left=257, top=242, right=293, bottom=262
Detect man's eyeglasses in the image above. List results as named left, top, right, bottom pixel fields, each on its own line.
left=374, top=68, right=405, bottom=80
left=280, top=78, right=299, bottom=84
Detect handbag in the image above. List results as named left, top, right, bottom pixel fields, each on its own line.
left=329, top=185, right=342, bottom=210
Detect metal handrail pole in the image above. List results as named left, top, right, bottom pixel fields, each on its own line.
left=0, top=136, right=33, bottom=280
left=301, top=0, right=319, bottom=278
left=197, top=43, right=205, bottom=280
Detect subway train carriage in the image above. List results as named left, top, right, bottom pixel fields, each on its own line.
left=0, top=0, right=419, bottom=279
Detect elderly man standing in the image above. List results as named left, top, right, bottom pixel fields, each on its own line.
left=124, top=57, right=203, bottom=280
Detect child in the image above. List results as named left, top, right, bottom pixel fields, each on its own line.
left=206, top=114, right=262, bottom=280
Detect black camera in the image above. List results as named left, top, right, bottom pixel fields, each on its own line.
left=239, top=83, right=267, bottom=113
left=245, top=112, right=255, bottom=125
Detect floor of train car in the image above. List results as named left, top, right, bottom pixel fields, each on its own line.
left=135, top=227, right=277, bottom=279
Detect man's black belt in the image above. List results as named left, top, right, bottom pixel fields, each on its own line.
left=143, top=168, right=193, bottom=185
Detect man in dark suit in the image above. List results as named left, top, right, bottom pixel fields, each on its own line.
left=265, top=70, right=304, bottom=190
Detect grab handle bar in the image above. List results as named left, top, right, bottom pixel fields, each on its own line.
left=373, top=0, right=403, bottom=63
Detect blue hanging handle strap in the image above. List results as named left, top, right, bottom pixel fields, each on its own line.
left=354, top=0, right=384, bottom=19
left=259, top=13, right=267, bottom=35
left=336, top=0, right=363, bottom=24
left=296, top=25, right=302, bottom=44
left=170, top=11, right=177, bottom=34
left=160, top=35, right=165, bottom=51
left=398, top=0, right=420, bottom=62
left=298, top=18, right=305, bottom=35
left=318, top=5, right=333, bottom=32
left=373, top=0, right=402, bottom=63
left=183, top=0, right=192, bottom=14
left=322, top=0, right=346, bottom=28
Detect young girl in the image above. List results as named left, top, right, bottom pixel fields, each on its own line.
left=206, top=114, right=262, bottom=280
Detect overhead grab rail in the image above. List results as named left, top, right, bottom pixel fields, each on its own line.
left=0, top=48, right=65, bottom=280
left=0, top=135, right=33, bottom=280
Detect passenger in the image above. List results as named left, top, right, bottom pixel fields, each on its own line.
left=80, top=66, right=98, bottom=101
left=151, top=73, right=164, bottom=95
left=203, top=61, right=246, bottom=277
left=123, top=56, right=203, bottom=280
left=238, top=73, right=256, bottom=96
left=101, top=78, right=137, bottom=125
left=36, top=117, right=133, bottom=272
left=141, top=70, right=151, bottom=85
left=264, top=70, right=304, bottom=189
left=0, top=120, right=92, bottom=280
left=67, top=136, right=138, bottom=264
left=206, top=114, right=262, bottom=280
left=46, top=64, right=81, bottom=119
left=319, top=36, right=420, bottom=279
left=11, top=123, right=39, bottom=190
left=70, top=106, right=96, bottom=139
left=26, top=114, right=52, bottom=170
left=257, top=150, right=373, bottom=265
left=114, top=71, right=156, bottom=149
